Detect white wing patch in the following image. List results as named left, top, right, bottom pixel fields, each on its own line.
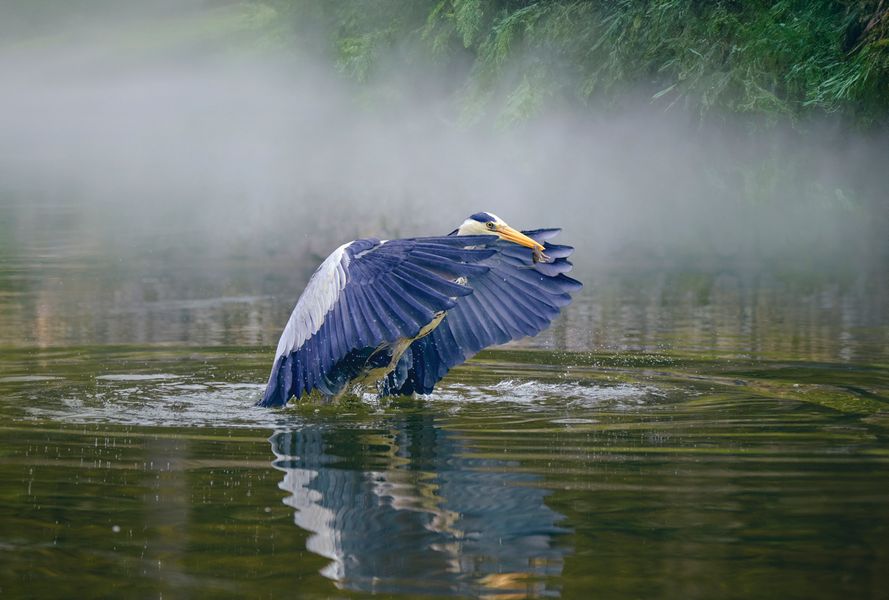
left=274, top=241, right=354, bottom=358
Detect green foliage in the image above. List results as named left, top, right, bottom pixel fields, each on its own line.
left=271, top=0, right=889, bottom=125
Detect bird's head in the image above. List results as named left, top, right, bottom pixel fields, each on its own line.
left=455, top=212, right=545, bottom=253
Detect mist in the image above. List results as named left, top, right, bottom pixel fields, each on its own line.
left=4, top=7, right=889, bottom=597
left=2, top=1, right=886, bottom=275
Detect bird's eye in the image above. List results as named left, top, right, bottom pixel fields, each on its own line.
left=486, top=222, right=496, bottom=230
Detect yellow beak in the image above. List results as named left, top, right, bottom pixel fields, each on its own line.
left=497, top=225, right=545, bottom=252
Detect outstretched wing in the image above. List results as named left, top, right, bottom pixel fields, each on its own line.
left=384, top=229, right=581, bottom=395
left=260, top=235, right=496, bottom=407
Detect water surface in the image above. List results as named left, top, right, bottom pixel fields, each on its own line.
left=1, top=205, right=888, bottom=598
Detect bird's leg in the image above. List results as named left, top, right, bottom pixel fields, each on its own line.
left=365, top=342, right=391, bottom=365
left=415, top=311, right=446, bottom=339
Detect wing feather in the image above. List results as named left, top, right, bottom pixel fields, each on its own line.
left=385, top=233, right=582, bottom=395
left=260, top=235, right=497, bottom=406
left=352, top=284, right=391, bottom=341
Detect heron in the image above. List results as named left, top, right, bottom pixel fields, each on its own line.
left=259, top=212, right=581, bottom=407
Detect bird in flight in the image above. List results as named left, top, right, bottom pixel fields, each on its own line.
left=259, top=212, right=581, bottom=407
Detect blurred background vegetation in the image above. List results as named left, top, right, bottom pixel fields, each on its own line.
left=4, top=0, right=887, bottom=125
left=269, top=0, right=889, bottom=127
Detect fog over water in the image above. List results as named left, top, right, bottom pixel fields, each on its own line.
left=2, top=2, right=887, bottom=259
left=6, top=74, right=885, bottom=262
left=0, top=2, right=886, bottom=352
left=2, top=8, right=889, bottom=600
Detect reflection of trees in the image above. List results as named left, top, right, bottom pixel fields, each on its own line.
left=533, top=268, right=889, bottom=363
left=1, top=199, right=885, bottom=358
left=270, top=414, right=571, bottom=597
left=5, top=252, right=886, bottom=361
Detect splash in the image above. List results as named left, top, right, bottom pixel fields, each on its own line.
left=427, top=379, right=658, bottom=409
left=23, top=376, right=285, bottom=429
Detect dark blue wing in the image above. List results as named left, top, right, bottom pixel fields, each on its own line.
left=260, top=235, right=497, bottom=407
left=384, top=230, right=581, bottom=395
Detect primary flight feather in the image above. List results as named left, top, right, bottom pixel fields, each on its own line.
left=259, top=212, right=581, bottom=407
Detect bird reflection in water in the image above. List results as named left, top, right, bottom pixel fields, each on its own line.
left=269, top=414, right=571, bottom=597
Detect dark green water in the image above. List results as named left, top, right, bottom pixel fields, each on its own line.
left=1, top=208, right=888, bottom=598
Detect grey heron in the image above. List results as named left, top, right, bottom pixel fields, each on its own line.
left=259, top=212, right=581, bottom=407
